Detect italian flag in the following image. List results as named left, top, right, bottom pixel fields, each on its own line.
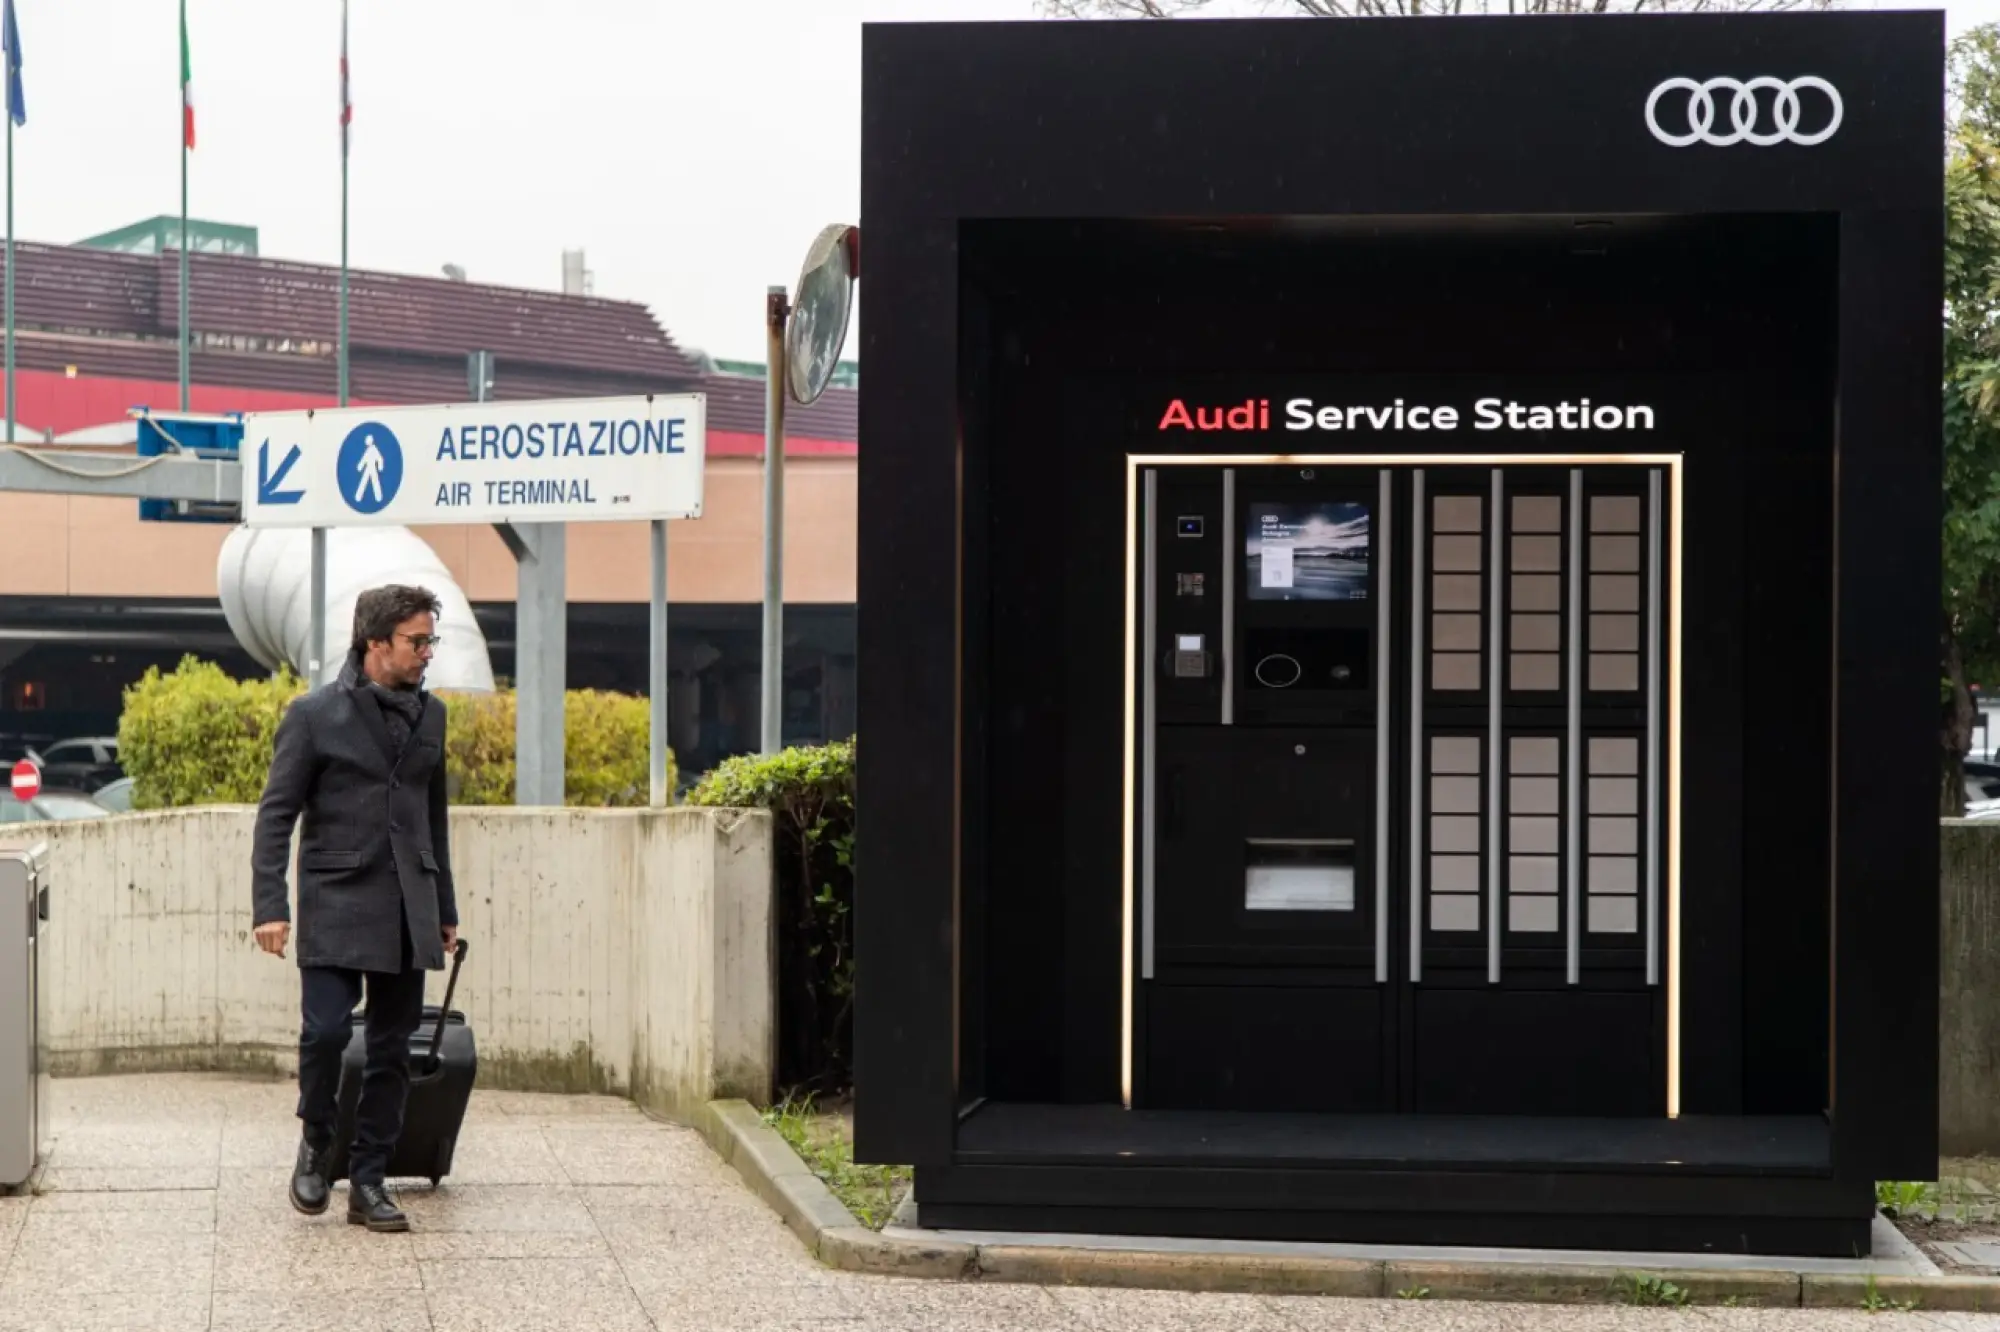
left=179, top=0, right=193, bottom=150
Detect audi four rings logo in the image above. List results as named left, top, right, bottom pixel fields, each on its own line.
left=1645, top=76, right=1843, bottom=147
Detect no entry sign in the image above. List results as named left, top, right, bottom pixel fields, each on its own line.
left=10, top=759, right=39, bottom=801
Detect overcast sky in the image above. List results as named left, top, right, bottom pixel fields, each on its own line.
left=5, top=0, right=1994, bottom=366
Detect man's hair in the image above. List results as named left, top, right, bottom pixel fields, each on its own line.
left=351, top=584, right=442, bottom=653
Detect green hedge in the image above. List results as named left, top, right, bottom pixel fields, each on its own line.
left=687, top=736, right=855, bottom=1094
left=118, top=655, right=672, bottom=810
left=117, top=658, right=307, bottom=808
left=441, top=687, right=672, bottom=806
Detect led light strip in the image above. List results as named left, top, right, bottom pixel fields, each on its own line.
left=1120, top=462, right=1137, bottom=1107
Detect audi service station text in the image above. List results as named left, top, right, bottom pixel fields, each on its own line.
left=1156, top=397, right=1658, bottom=434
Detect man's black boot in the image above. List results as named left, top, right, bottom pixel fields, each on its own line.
left=347, top=1181, right=409, bottom=1232
left=289, top=1137, right=330, bottom=1215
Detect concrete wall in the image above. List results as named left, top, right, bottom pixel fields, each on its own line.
left=1944, top=819, right=2000, bottom=1157
left=4, top=805, right=775, bottom=1125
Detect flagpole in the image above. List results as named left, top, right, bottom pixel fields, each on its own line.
left=177, top=137, right=186, bottom=410
left=6, top=84, right=14, bottom=444
left=337, top=140, right=347, bottom=406
left=5, top=0, right=19, bottom=446
left=177, top=0, right=189, bottom=411
left=337, top=0, right=348, bottom=408
left=317, top=0, right=346, bottom=687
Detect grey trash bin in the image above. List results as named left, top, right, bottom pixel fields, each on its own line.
left=0, top=840, right=49, bottom=1191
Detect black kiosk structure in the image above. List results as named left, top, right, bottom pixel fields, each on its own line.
left=856, top=11, right=1942, bottom=1256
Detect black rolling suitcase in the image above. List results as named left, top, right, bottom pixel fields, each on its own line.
left=322, top=938, right=477, bottom=1187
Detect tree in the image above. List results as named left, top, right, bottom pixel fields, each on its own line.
left=1039, top=0, right=1827, bottom=17
left=1942, top=25, right=2000, bottom=815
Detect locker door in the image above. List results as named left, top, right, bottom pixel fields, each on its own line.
left=1401, top=465, right=1669, bottom=1117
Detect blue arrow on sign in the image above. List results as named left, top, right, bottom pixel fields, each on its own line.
left=256, top=439, right=305, bottom=505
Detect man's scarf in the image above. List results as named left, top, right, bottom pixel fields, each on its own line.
left=364, top=677, right=423, bottom=756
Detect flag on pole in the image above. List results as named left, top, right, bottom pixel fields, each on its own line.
left=340, top=0, right=350, bottom=156
left=4, top=0, right=19, bottom=445
left=179, top=0, right=193, bottom=150
left=3, top=0, right=24, bottom=127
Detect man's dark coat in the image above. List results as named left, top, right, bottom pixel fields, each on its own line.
left=251, top=650, right=457, bottom=973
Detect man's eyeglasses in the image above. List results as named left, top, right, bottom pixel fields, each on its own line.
left=399, top=634, right=442, bottom=650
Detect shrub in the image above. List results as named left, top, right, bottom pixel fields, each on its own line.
left=119, top=656, right=671, bottom=809
left=687, top=737, right=855, bottom=1094
left=118, top=657, right=307, bottom=809
left=440, top=687, right=673, bottom=806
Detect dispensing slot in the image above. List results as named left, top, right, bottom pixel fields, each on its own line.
left=1245, top=838, right=1357, bottom=913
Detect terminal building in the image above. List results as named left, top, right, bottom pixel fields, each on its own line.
left=0, top=220, right=856, bottom=783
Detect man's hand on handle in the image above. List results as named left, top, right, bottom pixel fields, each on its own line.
left=442, top=924, right=458, bottom=953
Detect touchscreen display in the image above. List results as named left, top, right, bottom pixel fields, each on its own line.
left=1245, top=501, right=1370, bottom=602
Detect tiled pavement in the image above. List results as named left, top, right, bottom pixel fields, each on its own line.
left=3, top=1074, right=1998, bottom=1332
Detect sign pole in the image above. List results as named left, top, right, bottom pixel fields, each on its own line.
left=309, top=527, right=326, bottom=683
left=764, top=224, right=856, bottom=755
left=466, top=350, right=565, bottom=808
left=514, top=519, right=566, bottom=806
left=650, top=518, right=668, bottom=806
left=761, top=285, right=787, bottom=755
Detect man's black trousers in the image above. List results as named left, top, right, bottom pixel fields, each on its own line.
left=296, top=960, right=426, bottom=1188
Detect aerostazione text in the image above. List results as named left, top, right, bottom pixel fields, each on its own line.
left=434, top=417, right=690, bottom=461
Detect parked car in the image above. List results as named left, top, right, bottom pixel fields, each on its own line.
left=92, top=776, right=134, bottom=813
left=23, top=737, right=122, bottom=791
left=1964, top=761, right=2000, bottom=818
left=0, top=787, right=112, bottom=824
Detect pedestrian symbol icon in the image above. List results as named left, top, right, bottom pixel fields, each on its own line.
left=355, top=437, right=386, bottom=504
left=337, top=422, right=403, bottom=515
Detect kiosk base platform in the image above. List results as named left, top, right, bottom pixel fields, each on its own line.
left=913, top=1104, right=1865, bottom=1257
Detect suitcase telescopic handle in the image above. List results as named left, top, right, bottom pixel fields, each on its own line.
left=427, top=937, right=468, bottom=1068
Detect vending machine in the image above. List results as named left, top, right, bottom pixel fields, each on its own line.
left=1132, top=458, right=1674, bottom=1117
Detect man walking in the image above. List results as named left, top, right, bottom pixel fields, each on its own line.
left=250, top=584, right=460, bottom=1233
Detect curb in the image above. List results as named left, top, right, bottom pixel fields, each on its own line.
left=976, top=1244, right=1384, bottom=1297
left=1803, top=1273, right=2000, bottom=1313
left=696, top=1100, right=2000, bottom=1310
left=697, top=1099, right=977, bottom=1279
left=1380, top=1262, right=1799, bottom=1308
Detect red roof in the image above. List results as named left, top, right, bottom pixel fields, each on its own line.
left=0, top=240, right=857, bottom=454
left=699, top=370, right=857, bottom=446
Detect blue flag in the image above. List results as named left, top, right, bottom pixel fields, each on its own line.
left=3, top=0, right=22, bottom=128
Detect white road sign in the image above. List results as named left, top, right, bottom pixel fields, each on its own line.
left=239, top=393, right=706, bottom=528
